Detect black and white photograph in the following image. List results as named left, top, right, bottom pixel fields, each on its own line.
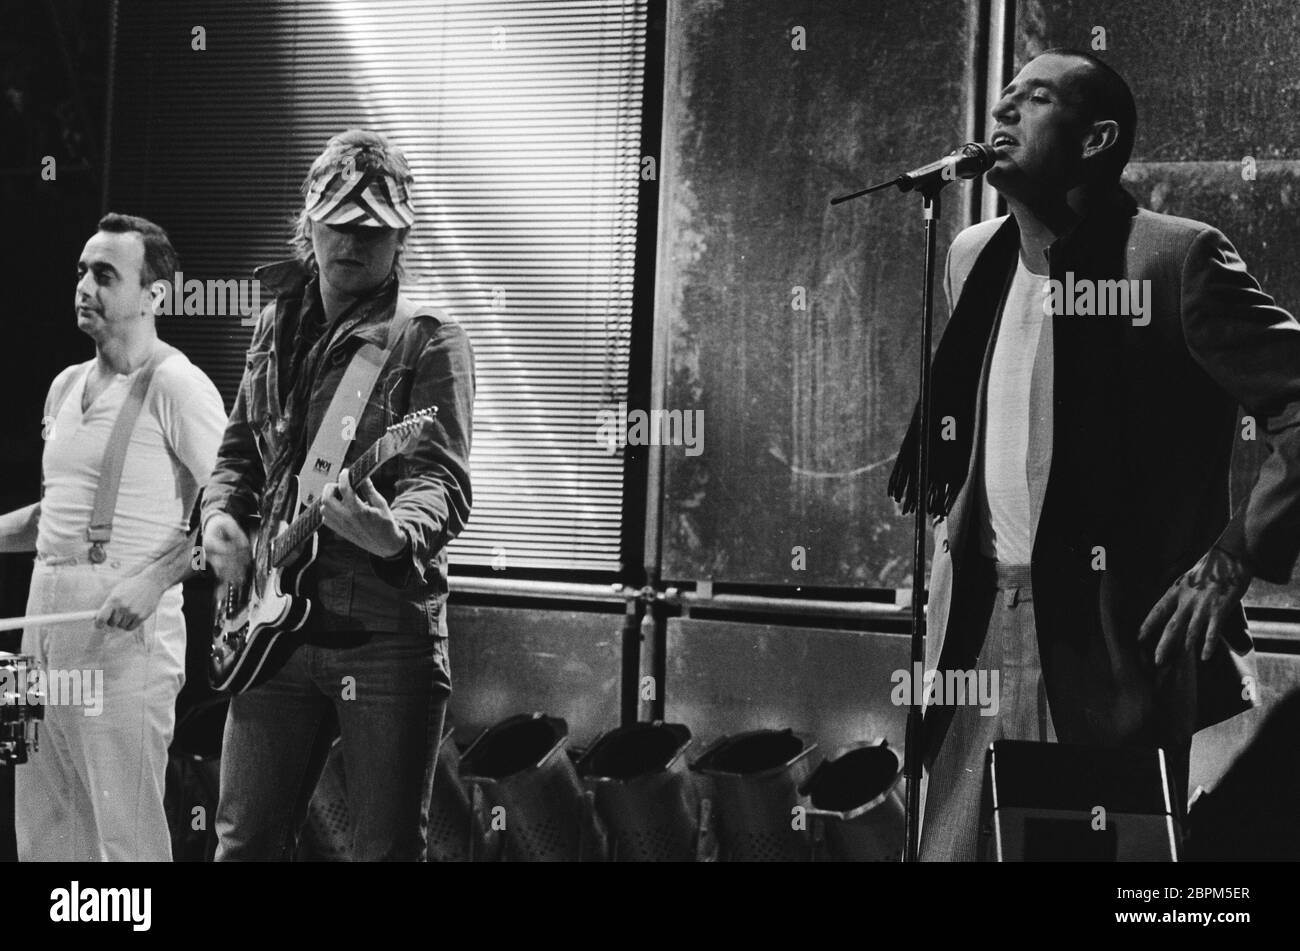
left=0, top=0, right=1296, bottom=930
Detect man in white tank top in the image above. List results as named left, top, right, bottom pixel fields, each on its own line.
left=0, top=214, right=226, bottom=861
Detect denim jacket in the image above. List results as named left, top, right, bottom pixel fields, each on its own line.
left=202, top=259, right=475, bottom=636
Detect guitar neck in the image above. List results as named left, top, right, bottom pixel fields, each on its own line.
left=268, top=441, right=387, bottom=568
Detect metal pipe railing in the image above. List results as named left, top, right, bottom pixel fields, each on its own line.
left=677, top=590, right=909, bottom=622
left=448, top=574, right=1300, bottom=644
left=448, top=576, right=631, bottom=605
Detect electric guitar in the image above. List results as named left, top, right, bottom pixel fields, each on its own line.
left=209, top=407, right=437, bottom=693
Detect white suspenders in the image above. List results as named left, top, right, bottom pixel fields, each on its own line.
left=45, top=342, right=179, bottom=564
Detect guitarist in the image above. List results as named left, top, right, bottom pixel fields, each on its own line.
left=201, top=130, right=475, bottom=861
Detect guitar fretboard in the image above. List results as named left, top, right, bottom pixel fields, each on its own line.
left=268, top=440, right=386, bottom=568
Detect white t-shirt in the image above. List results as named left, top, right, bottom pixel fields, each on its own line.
left=38, top=351, right=228, bottom=571
left=978, top=257, right=1050, bottom=563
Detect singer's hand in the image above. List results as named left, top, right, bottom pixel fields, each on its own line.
left=1139, top=546, right=1252, bottom=670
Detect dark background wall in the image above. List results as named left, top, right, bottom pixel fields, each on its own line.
left=106, top=1, right=379, bottom=401
left=0, top=0, right=110, bottom=863
left=0, top=0, right=109, bottom=638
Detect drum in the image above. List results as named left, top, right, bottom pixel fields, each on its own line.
left=0, top=652, right=43, bottom=766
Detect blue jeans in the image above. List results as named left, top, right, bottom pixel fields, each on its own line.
left=214, top=632, right=451, bottom=861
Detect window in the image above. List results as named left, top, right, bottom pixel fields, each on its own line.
left=108, top=0, right=647, bottom=573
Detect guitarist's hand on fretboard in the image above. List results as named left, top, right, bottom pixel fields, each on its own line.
left=207, top=407, right=435, bottom=693
left=320, top=467, right=408, bottom=559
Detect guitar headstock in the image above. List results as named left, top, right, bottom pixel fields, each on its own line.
left=400, top=406, right=438, bottom=427
left=375, top=405, right=439, bottom=461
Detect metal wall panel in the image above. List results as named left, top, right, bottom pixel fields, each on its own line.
left=664, top=617, right=912, bottom=755
left=655, top=0, right=978, bottom=588
left=666, top=616, right=1300, bottom=801
left=445, top=604, right=624, bottom=748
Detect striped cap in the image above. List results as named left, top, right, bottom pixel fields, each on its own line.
left=304, top=163, right=416, bottom=229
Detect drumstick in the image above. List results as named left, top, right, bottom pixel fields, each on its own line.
left=0, top=609, right=98, bottom=633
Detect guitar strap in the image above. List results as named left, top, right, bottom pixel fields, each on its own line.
left=295, top=294, right=430, bottom=509
left=46, top=341, right=180, bottom=563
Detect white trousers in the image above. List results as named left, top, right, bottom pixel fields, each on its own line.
left=15, top=558, right=186, bottom=861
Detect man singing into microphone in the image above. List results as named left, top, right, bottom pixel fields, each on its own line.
left=888, top=49, right=1300, bottom=860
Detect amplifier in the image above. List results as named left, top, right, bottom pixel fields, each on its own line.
left=981, top=740, right=1181, bottom=862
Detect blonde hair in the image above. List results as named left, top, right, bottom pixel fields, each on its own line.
left=289, top=129, right=413, bottom=276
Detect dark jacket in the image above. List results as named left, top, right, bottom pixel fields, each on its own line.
left=202, top=259, right=475, bottom=636
left=914, top=198, right=1300, bottom=762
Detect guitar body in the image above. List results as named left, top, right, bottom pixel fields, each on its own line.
left=209, top=480, right=318, bottom=693
left=206, top=407, right=436, bottom=693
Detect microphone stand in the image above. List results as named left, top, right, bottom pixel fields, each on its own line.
left=831, top=175, right=948, bottom=865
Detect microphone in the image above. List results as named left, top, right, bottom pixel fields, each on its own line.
left=893, top=142, right=997, bottom=193
left=830, top=143, right=997, bottom=204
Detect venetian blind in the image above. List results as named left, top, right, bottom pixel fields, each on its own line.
left=108, top=0, right=646, bottom=573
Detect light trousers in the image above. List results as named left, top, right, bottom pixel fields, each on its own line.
left=919, top=561, right=1193, bottom=860
left=919, top=562, right=1056, bottom=861
left=16, top=556, right=185, bottom=862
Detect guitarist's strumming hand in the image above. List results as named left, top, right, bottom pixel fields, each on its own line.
left=203, top=513, right=254, bottom=587
left=321, top=467, right=407, bottom=559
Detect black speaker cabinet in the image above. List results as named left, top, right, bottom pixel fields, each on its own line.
left=1186, top=687, right=1300, bottom=861
left=981, top=740, right=1181, bottom=862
